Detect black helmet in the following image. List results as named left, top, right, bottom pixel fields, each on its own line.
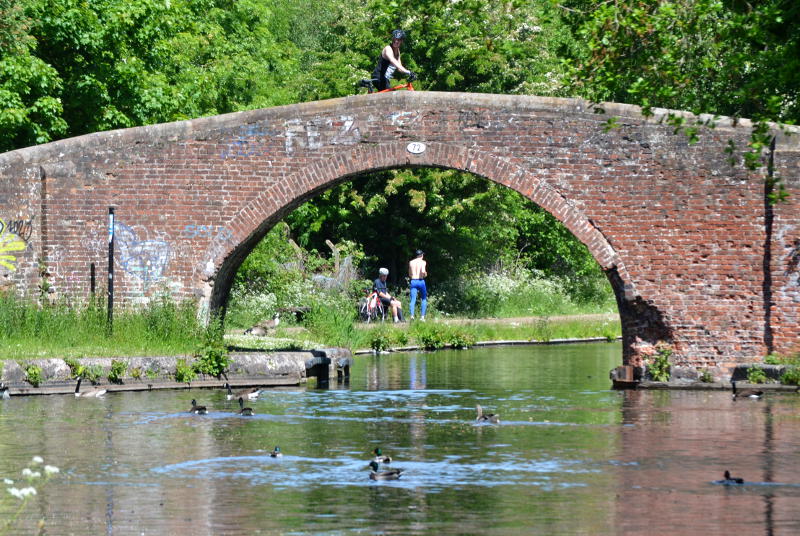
left=391, top=29, right=406, bottom=40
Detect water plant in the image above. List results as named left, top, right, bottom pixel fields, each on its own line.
left=647, top=344, right=672, bottom=382
left=174, top=358, right=197, bottom=383
left=21, top=363, right=42, bottom=387
left=108, top=359, right=128, bottom=384
left=747, top=366, right=767, bottom=384
left=193, top=316, right=229, bottom=378
left=83, top=365, right=104, bottom=385
left=780, top=367, right=800, bottom=386
left=130, top=367, right=142, bottom=380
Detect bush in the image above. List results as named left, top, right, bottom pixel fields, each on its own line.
left=193, top=316, right=230, bottom=377
left=174, top=358, right=197, bottom=383
left=747, top=366, right=768, bottom=384
left=647, top=344, right=672, bottom=382
left=108, top=359, right=128, bottom=384
left=780, top=367, right=800, bottom=386
left=22, top=363, right=42, bottom=387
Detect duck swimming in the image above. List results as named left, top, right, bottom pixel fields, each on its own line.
left=731, top=380, right=763, bottom=400
left=190, top=399, right=208, bottom=415
left=225, top=383, right=261, bottom=401
left=721, top=470, right=744, bottom=485
left=476, top=404, right=499, bottom=423
left=372, top=447, right=392, bottom=464
left=270, top=446, right=283, bottom=458
left=369, top=460, right=403, bottom=480
left=237, top=397, right=254, bottom=416
left=74, top=377, right=107, bottom=398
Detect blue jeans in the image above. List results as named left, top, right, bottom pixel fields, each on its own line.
left=409, top=279, right=427, bottom=317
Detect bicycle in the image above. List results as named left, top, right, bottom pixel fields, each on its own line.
left=358, top=72, right=417, bottom=94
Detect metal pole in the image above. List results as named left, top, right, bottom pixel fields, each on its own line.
left=107, top=207, right=115, bottom=334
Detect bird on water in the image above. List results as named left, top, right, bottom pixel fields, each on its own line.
left=476, top=404, right=500, bottom=423
left=731, top=380, right=763, bottom=400
left=190, top=399, right=208, bottom=414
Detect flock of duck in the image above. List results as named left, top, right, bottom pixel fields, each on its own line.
left=2, top=377, right=767, bottom=483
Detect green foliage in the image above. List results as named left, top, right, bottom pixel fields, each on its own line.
left=647, top=345, right=672, bottom=382
left=447, top=328, right=475, bottom=349
left=63, top=357, right=81, bottom=379
left=747, top=366, right=768, bottom=384
left=130, top=366, right=142, bottom=380
left=22, top=362, right=42, bottom=387
left=108, top=359, right=128, bottom=384
left=174, top=358, right=197, bottom=383
left=83, top=364, right=103, bottom=385
left=369, top=326, right=394, bottom=353
left=193, top=316, right=230, bottom=378
left=0, top=292, right=204, bottom=359
left=412, top=323, right=451, bottom=351
left=780, top=367, right=800, bottom=386
left=699, top=369, right=714, bottom=383
left=304, top=294, right=361, bottom=348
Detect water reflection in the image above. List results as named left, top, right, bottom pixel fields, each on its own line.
left=0, top=343, right=799, bottom=534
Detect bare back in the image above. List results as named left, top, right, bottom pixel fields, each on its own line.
left=409, top=257, right=427, bottom=279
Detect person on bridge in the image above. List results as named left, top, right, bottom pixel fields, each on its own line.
left=374, top=267, right=403, bottom=323
left=408, top=249, right=427, bottom=321
left=372, top=29, right=415, bottom=91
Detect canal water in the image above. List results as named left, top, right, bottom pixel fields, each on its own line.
left=1, top=342, right=799, bottom=535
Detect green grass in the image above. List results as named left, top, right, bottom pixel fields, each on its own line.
left=0, top=293, right=202, bottom=360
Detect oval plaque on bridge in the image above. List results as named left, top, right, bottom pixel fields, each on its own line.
left=406, top=142, right=426, bottom=155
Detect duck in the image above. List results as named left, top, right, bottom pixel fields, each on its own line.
left=244, top=313, right=280, bottom=336
left=368, top=460, right=403, bottom=480
left=0, top=383, right=9, bottom=399
left=372, top=447, right=392, bottom=464
left=476, top=404, right=500, bottom=423
left=225, top=383, right=261, bottom=401
left=190, top=399, right=208, bottom=415
left=74, top=377, right=107, bottom=398
left=721, top=470, right=744, bottom=485
left=270, top=446, right=283, bottom=458
left=237, top=397, right=254, bottom=416
left=731, top=380, right=763, bottom=400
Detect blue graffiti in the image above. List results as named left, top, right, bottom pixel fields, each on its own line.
left=115, top=223, right=171, bottom=288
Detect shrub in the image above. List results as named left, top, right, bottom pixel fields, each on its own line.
left=699, top=369, right=714, bottom=383
left=193, top=316, right=230, bottom=378
left=370, top=327, right=393, bottom=352
left=414, top=324, right=450, bottom=350
left=647, top=344, right=672, bottom=382
left=780, top=367, right=800, bottom=386
left=448, top=328, right=475, bottom=349
left=83, top=365, right=103, bottom=385
left=174, top=358, right=197, bottom=383
left=23, top=363, right=42, bottom=387
left=747, top=366, right=767, bottom=384
left=108, top=359, right=128, bottom=384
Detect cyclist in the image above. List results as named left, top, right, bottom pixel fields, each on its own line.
left=372, top=29, right=415, bottom=91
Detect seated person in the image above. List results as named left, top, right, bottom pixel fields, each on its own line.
left=374, top=267, right=403, bottom=322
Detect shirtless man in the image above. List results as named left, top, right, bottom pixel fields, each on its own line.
left=408, top=249, right=427, bottom=321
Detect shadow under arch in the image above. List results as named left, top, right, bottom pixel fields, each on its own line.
left=205, top=141, right=670, bottom=363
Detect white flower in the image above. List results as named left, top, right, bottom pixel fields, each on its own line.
left=31, top=456, right=44, bottom=465
left=44, top=465, right=59, bottom=475
left=8, top=487, right=23, bottom=499
left=3, top=478, right=12, bottom=485
left=21, top=468, right=40, bottom=479
left=20, top=487, right=37, bottom=497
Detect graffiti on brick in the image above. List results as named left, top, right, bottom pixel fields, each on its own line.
left=0, top=218, right=28, bottom=271
left=0, top=218, right=34, bottom=243
left=284, top=115, right=360, bottom=155
left=220, top=125, right=278, bottom=160
left=115, top=222, right=171, bottom=288
left=182, top=224, right=233, bottom=242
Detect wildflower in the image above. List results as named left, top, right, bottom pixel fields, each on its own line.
left=21, top=468, right=41, bottom=479
left=3, top=478, right=13, bottom=485
left=6, top=487, right=34, bottom=499
left=31, top=456, right=44, bottom=465
left=44, top=465, right=59, bottom=475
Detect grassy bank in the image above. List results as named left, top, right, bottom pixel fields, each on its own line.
left=225, top=313, right=622, bottom=353
left=0, top=292, right=620, bottom=360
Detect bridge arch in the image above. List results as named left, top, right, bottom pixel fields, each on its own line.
left=0, top=91, right=798, bottom=372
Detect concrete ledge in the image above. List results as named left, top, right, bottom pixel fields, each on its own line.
left=636, top=381, right=800, bottom=392
left=353, top=337, right=619, bottom=355
left=0, top=348, right=352, bottom=396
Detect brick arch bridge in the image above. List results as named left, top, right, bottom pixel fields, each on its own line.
left=1, top=92, right=798, bottom=373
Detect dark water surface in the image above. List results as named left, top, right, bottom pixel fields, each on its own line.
left=1, top=342, right=799, bottom=535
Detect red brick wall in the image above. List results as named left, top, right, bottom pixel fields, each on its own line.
left=1, top=92, right=798, bottom=371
